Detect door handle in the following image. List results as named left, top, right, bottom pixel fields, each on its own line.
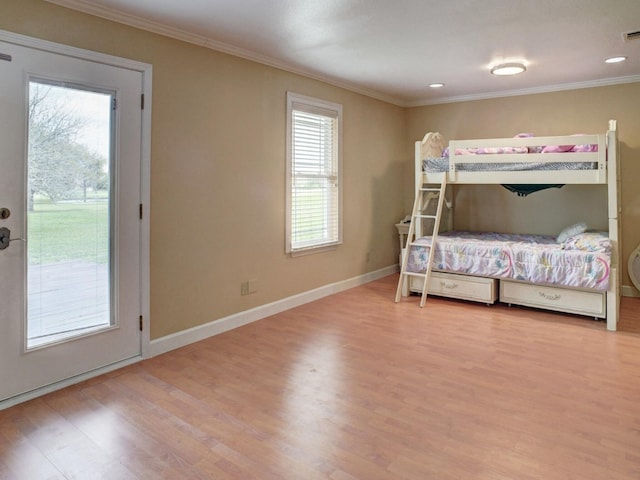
left=0, top=227, right=25, bottom=250
left=0, top=227, right=10, bottom=249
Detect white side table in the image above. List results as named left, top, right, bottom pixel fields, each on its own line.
left=395, top=222, right=410, bottom=250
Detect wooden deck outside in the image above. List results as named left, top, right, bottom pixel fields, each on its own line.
left=27, top=261, right=109, bottom=347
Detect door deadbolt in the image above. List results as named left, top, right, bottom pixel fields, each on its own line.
left=0, top=208, right=9, bottom=220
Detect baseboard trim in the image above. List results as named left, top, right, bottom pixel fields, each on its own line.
left=622, top=285, right=640, bottom=298
left=150, top=265, right=398, bottom=357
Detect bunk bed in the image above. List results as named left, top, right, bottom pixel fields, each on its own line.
left=401, top=120, right=620, bottom=331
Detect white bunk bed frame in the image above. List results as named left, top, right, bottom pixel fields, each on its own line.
left=409, top=120, right=620, bottom=331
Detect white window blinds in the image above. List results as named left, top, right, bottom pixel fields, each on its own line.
left=286, top=93, right=342, bottom=254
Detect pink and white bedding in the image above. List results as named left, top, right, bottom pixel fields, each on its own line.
left=424, top=134, right=599, bottom=173
left=406, top=231, right=611, bottom=291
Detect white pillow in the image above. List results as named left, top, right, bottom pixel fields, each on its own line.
left=557, top=222, right=587, bottom=243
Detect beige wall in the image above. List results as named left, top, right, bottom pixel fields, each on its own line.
left=1, top=0, right=408, bottom=339
left=407, top=84, right=640, bottom=289
left=2, top=0, right=638, bottom=342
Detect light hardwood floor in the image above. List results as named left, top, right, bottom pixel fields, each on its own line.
left=2, top=274, right=640, bottom=479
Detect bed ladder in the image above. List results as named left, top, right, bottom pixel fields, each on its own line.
left=395, top=176, right=448, bottom=307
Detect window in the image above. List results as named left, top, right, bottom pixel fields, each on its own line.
left=286, top=93, right=342, bottom=255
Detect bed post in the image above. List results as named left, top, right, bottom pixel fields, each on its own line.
left=415, top=135, right=428, bottom=238
left=606, top=120, right=619, bottom=331
left=415, top=137, right=423, bottom=195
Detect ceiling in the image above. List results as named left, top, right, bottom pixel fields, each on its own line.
left=47, top=0, right=640, bottom=106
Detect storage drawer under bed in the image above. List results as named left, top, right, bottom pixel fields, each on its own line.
left=499, top=280, right=606, bottom=318
left=409, top=271, right=498, bottom=305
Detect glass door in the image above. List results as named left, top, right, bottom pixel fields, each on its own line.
left=0, top=36, right=145, bottom=404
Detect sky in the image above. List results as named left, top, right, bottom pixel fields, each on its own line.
left=30, top=80, right=112, bottom=165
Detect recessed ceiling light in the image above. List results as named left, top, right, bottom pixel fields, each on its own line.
left=429, top=83, right=445, bottom=88
left=605, top=56, right=627, bottom=64
left=490, top=62, right=526, bottom=76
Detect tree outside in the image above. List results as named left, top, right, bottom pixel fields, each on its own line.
left=28, top=82, right=109, bottom=211
left=27, top=81, right=112, bottom=264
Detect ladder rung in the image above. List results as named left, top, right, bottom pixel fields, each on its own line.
left=403, top=271, right=427, bottom=278
left=415, top=214, right=436, bottom=219
left=407, top=242, right=431, bottom=248
left=420, top=187, right=441, bottom=192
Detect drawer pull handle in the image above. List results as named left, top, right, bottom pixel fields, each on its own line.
left=539, top=291, right=561, bottom=301
left=440, top=281, right=458, bottom=289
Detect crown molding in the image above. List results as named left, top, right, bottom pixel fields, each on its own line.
left=406, top=74, right=640, bottom=107
left=44, top=0, right=640, bottom=109
left=43, top=0, right=406, bottom=106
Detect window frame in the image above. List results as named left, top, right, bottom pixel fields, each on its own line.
left=285, top=92, right=343, bottom=256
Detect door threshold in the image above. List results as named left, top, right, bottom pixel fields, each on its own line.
left=0, top=355, right=142, bottom=411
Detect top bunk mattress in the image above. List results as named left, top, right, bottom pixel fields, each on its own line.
left=422, top=156, right=597, bottom=173
left=406, top=231, right=611, bottom=291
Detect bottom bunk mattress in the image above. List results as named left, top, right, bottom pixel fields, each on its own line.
left=406, top=231, right=611, bottom=291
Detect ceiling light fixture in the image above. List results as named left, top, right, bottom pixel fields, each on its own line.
left=605, top=56, right=627, bottom=64
left=490, top=62, right=526, bottom=76
left=429, top=83, right=445, bottom=88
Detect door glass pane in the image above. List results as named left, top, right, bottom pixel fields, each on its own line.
left=26, top=79, right=114, bottom=349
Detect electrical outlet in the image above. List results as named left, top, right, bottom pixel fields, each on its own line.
left=241, top=279, right=257, bottom=295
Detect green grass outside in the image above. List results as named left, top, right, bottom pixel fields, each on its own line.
left=28, top=199, right=109, bottom=265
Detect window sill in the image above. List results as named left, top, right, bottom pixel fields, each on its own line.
left=288, top=243, right=340, bottom=257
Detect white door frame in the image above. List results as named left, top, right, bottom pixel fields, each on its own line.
left=0, top=29, right=152, bottom=409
